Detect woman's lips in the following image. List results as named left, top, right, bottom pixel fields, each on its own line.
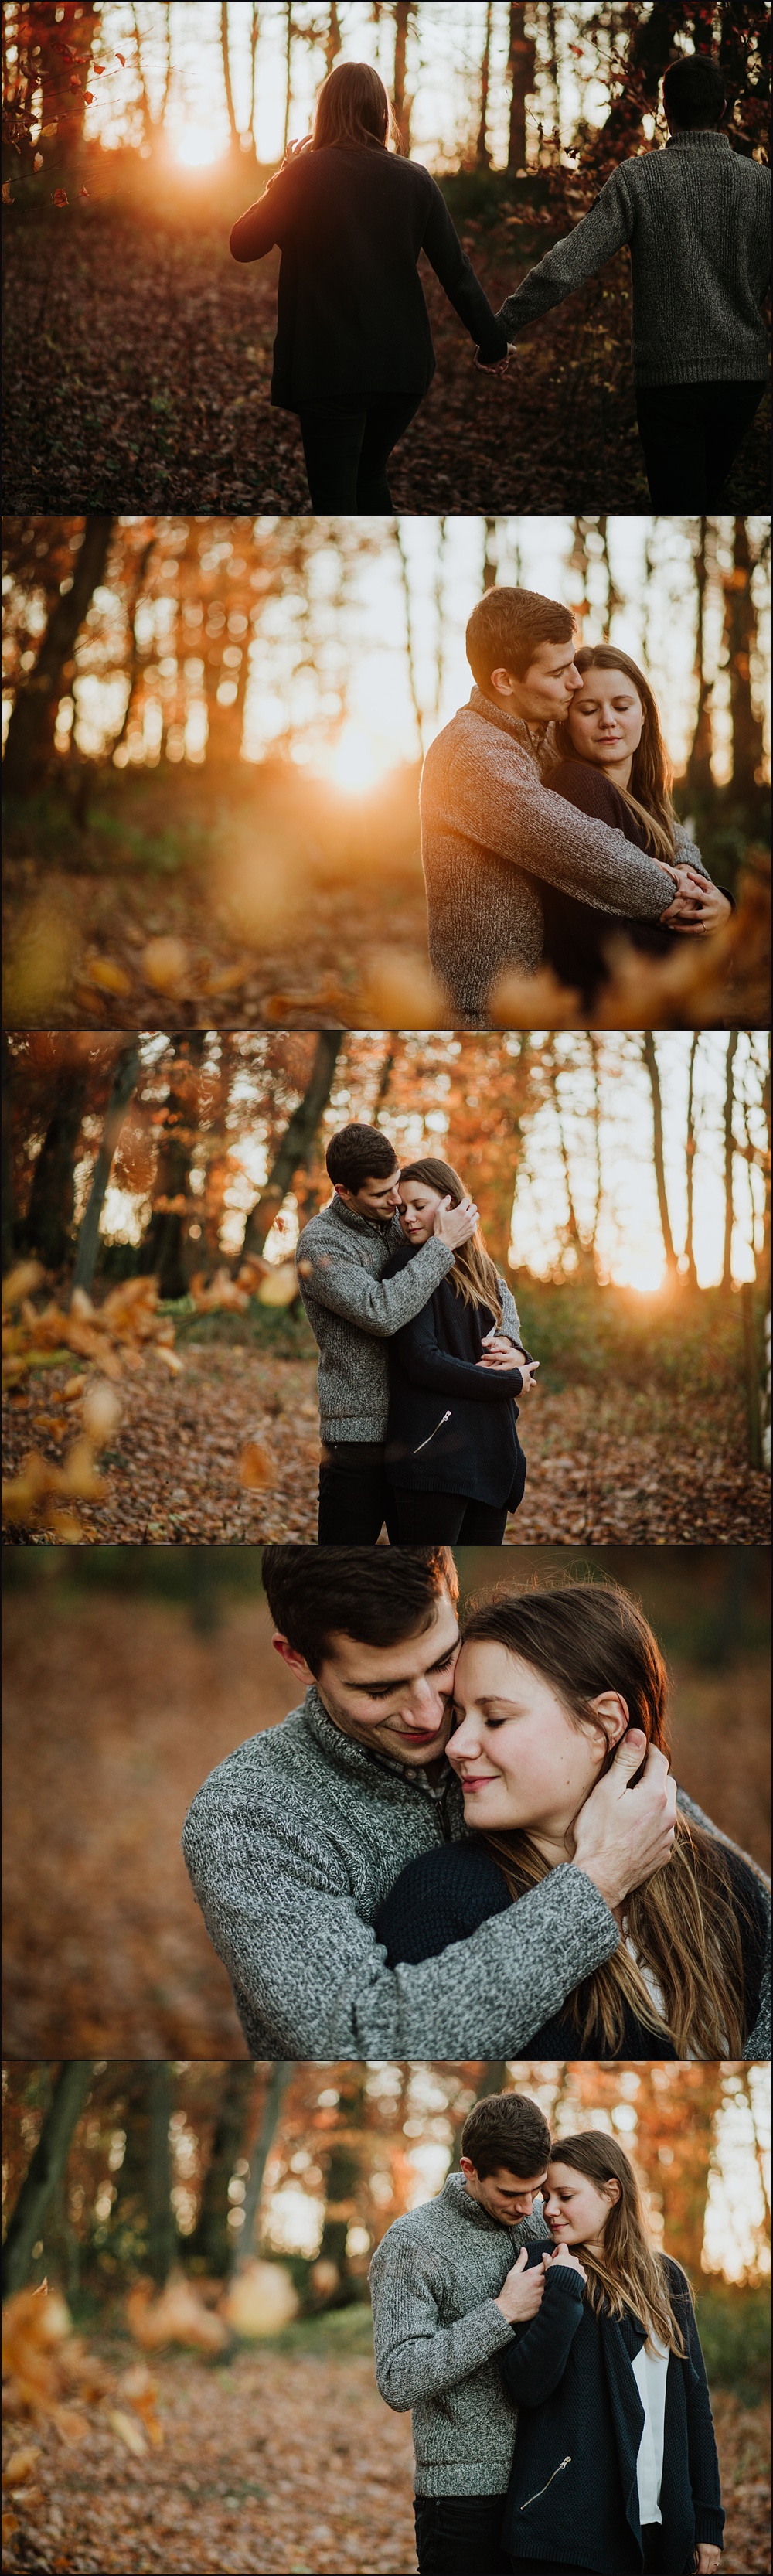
left=457, top=1773, right=500, bottom=1793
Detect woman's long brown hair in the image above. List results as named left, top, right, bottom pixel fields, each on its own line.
left=553, top=645, right=676, bottom=864
left=461, top=1580, right=749, bottom=2058
left=399, top=1157, right=505, bottom=1329
left=312, top=60, right=404, bottom=154
left=548, top=2131, right=688, bottom=2355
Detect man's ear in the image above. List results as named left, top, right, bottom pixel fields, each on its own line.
left=272, top=1632, right=315, bottom=1688
left=587, top=1691, right=630, bottom=1750
left=489, top=664, right=516, bottom=700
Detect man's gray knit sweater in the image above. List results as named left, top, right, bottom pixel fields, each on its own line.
left=496, top=131, right=771, bottom=384
left=295, top=1194, right=523, bottom=1443
left=370, top=2174, right=551, bottom=2497
left=421, top=690, right=709, bottom=1023
left=182, top=1684, right=771, bottom=2061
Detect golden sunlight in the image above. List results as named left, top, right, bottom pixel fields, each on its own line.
left=175, top=126, right=225, bottom=169
left=318, top=722, right=396, bottom=796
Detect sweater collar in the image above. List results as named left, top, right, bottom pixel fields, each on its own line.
left=441, top=2171, right=544, bottom=2240
left=666, top=130, right=732, bottom=152
left=468, top=684, right=547, bottom=766
left=323, top=1194, right=400, bottom=1249
left=301, top=1683, right=465, bottom=1814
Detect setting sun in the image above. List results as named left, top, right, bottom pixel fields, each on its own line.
left=318, top=722, right=396, bottom=796
left=175, top=126, right=224, bottom=169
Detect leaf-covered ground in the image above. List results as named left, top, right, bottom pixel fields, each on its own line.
left=2, top=1584, right=768, bottom=2060
left=2, top=1344, right=768, bottom=1546
left=2, top=203, right=769, bottom=515
left=0, top=2336, right=768, bottom=2576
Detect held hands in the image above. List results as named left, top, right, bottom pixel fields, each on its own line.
left=495, top=2248, right=546, bottom=2324
left=480, top=1338, right=539, bottom=1392
left=542, top=2247, right=587, bottom=2282
left=571, top=1732, right=677, bottom=1913
left=432, top=1192, right=479, bottom=1250
left=660, top=867, right=732, bottom=937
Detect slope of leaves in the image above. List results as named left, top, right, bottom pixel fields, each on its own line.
left=2, top=203, right=768, bottom=516
left=2, top=1583, right=768, bottom=2061
left=0, top=2331, right=768, bottom=2575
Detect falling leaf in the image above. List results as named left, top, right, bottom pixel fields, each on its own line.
left=237, top=1440, right=274, bottom=1491
left=40, top=121, right=58, bottom=137
left=107, top=2407, right=148, bottom=2458
left=142, top=935, right=189, bottom=995
left=2, top=1262, right=44, bottom=1311
left=33, top=152, right=43, bottom=171
left=126, top=2276, right=228, bottom=2355
left=52, top=2404, right=90, bottom=2445
left=82, top=1382, right=122, bottom=1444
left=79, top=186, right=90, bottom=198
left=154, top=1345, right=183, bottom=1372
left=222, top=2261, right=298, bottom=2339
left=2, top=2445, right=41, bottom=2489
left=256, top=1263, right=298, bottom=1308
left=87, top=955, right=132, bottom=997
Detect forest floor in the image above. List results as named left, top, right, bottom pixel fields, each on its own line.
left=2, top=1580, right=769, bottom=2059
left=2, top=199, right=769, bottom=516
left=2, top=1314, right=768, bottom=1546
left=0, top=2319, right=769, bottom=2575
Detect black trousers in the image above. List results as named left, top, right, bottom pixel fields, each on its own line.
left=511, top=2527, right=681, bottom=2575
left=318, top=1441, right=400, bottom=1543
left=635, top=377, right=766, bottom=509
left=298, top=392, right=421, bottom=511
left=414, top=2491, right=509, bottom=2574
left=392, top=1487, right=509, bottom=1544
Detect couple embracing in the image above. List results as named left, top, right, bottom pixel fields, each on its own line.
left=295, top=1122, right=537, bottom=1546
left=371, top=2087, right=725, bottom=2576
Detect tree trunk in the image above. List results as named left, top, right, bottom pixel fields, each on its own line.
left=2, top=1035, right=15, bottom=1269
left=684, top=1032, right=699, bottom=1287
left=24, top=1070, right=90, bottom=1273
left=249, top=5, right=261, bottom=152
left=3, top=517, right=115, bottom=796
left=724, top=519, right=764, bottom=812
left=146, top=2065, right=176, bottom=2287
left=325, top=3, right=341, bottom=75
left=234, top=2062, right=294, bottom=2272
left=393, top=3, right=414, bottom=153
left=686, top=520, right=714, bottom=799
left=283, top=2, right=294, bottom=157
left=722, top=1031, right=740, bottom=1290
left=475, top=1, right=492, bottom=165
left=189, top=2067, right=257, bottom=2276
left=71, top=1042, right=141, bottom=1296
left=316, top=2067, right=368, bottom=2304
left=138, top=1035, right=206, bottom=1299
left=2, top=2064, right=94, bottom=2298
left=220, top=3, right=240, bottom=153
left=598, top=2, right=683, bottom=151
left=506, top=4, right=536, bottom=175
left=242, top=1031, right=342, bottom=1256
left=642, top=1033, right=677, bottom=1276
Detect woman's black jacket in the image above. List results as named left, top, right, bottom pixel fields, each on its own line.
left=230, top=144, right=508, bottom=408
left=373, top=1835, right=766, bottom=2059
left=539, top=759, right=679, bottom=1005
left=498, top=2251, right=724, bottom=2575
left=380, top=1237, right=527, bottom=1508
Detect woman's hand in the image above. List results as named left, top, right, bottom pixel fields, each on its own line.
left=694, top=2547, right=722, bottom=2574
left=543, top=2247, right=587, bottom=2281
left=660, top=870, right=732, bottom=936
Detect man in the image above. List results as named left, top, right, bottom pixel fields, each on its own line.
left=295, top=1122, right=527, bottom=1542
left=370, top=2090, right=553, bottom=2576
left=421, top=584, right=725, bottom=1024
left=495, top=54, right=770, bottom=510
left=182, top=1545, right=760, bottom=2063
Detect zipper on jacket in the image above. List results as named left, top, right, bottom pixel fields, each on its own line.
left=520, top=2456, right=571, bottom=2511
left=413, top=1409, right=451, bottom=1455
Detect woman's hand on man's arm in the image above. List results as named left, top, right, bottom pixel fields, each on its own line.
left=660, top=869, right=732, bottom=935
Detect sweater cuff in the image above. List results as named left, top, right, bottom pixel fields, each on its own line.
left=694, top=2510, right=725, bottom=2547
left=542, top=2261, right=585, bottom=2305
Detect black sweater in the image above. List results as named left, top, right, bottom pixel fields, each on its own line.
left=373, top=1835, right=766, bottom=2060
left=230, top=144, right=508, bottom=408
left=381, top=1237, right=527, bottom=1508
left=499, top=2251, right=724, bottom=2575
left=540, top=760, right=679, bottom=1004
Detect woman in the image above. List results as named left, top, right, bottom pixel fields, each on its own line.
left=381, top=1157, right=538, bottom=1545
left=498, top=2132, right=724, bottom=2576
left=230, top=60, right=508, bottom=512
left=374, top=1583, right=769, bottom=2059
left=539, top=647, right=731, bottom=1006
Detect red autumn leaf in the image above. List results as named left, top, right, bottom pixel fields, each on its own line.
left=2, top=181, right=14, bottom=203
left=79, top=188, right=90, bottom=200
left=92, top=64, right=106, bottom=75
left=115, top=54, right=126, bottom=66
left=84, top=91, right=94, bottom=104
left=52, top=189, right=69, bottom=206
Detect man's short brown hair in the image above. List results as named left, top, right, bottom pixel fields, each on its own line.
left=461, top=2091, right=552, bottom=2181
left=261, top=1545, right=458, bottom=1674
left=466, top=586, right=576, bottom=690
left=325, top=1124, right=399, bottom=1192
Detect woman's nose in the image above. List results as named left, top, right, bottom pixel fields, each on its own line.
left=447, top=1711, right=483, bottom=1764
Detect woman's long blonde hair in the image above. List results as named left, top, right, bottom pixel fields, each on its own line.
left=548, top=2131, right=689, bottom=2355
left=399, top=1157, right=504, bottom=1330
left=462, top=1581, right=750, bottom=2059
left=312, top=60, right=404, bottom=155
left=554, top=645, right=676, bottom=864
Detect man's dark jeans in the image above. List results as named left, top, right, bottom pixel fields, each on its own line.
left=298, top=393, right=421, bottom=511
left=318, top=1440, right=400, bottom=1543
left=635, top=377, right=766, bottom=508
left=414, top=2492, right=509, bottom=2575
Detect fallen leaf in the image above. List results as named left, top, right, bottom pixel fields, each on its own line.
left=87, top=956, right=132, bottom=997
left=237, top=1440, right=274, bottom=1491
left=2, top=2445, right=42, bottom=2488
left=107, top=2407, right=148, bottom=2458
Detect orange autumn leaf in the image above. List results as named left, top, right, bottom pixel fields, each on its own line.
left=237, top=1440, right=274, bottom=1491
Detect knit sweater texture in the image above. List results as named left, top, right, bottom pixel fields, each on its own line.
left=295, top=1195, right=523, bottom=1443
left=230, top=144, right=508, bottom=408
left=497, top=131, right=771, bottom=385
left=181, top=1686, right=743, bottom=2063
left=369, top=2172, right=552, bottom=2498
left=499, top=2251, right=724, bottom=2572
left=420, top=691, right=708, bottom=1023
